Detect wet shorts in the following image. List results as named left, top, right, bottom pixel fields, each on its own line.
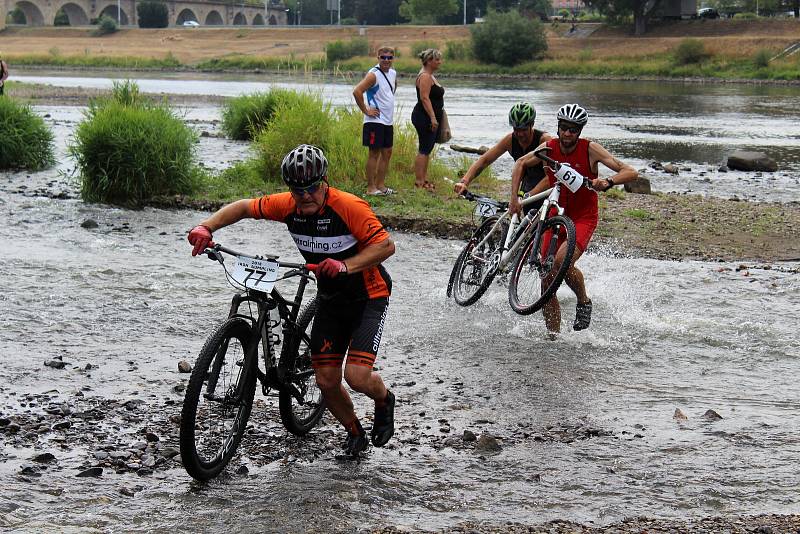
left=541, top=215, right=597, bottom=257
left=310, top=297, right=389, bottom=370
left=362, top=123, right=394, bottom=149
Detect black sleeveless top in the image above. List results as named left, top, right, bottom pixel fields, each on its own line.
left=413, top=79, right=445, bottom=122
left=510, top=129, right=546, bottom=193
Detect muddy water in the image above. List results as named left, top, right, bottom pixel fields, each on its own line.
left=15, top=69, right=800, bottom=202
left=1, top=78, right=799, bottom=531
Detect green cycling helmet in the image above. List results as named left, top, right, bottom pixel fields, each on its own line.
left=508, top=102, right=536, bottom=129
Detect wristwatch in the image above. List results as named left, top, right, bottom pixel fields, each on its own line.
left=604, top=177, right=615, bottom=191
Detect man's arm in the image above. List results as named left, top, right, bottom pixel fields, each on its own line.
left=454, top=134, right=512, bottom=194
left=352, top=72, right=379, bottom=118
left=509, top=142, right=547, bottom=214
left=198, top=199, right=254, bottom=232
left=587, top=142, right=638, bottom=191
left=343, top=238, right=395, bottom=274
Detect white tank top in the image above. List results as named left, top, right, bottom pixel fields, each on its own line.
left=363, top=66, right=396, bottom=126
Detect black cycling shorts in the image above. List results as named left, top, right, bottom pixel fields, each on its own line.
left=362, top=123, right=394, bottom=149
left=311, top=297, right=389, bottom=370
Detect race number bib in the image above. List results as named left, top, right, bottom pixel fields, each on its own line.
left=474, top=198, right=501, bottom=218
left=553, top=163, right=585, bottom=193
left=231, top=256, right=279, bottom=292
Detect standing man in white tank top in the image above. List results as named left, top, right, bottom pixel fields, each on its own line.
left=353, top=46, right=397, bottom=196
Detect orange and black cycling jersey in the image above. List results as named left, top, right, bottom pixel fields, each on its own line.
left=249, top=187, right=392, bottom=301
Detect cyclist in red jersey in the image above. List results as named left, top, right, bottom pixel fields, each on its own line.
left=509, top=104, right=638, bottom=335
left=187, top=145, right=396, bottom=457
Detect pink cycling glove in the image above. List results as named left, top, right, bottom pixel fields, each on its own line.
left=188, top=225, right=213, bottom=257
left=316, top=258, right=348, bottom=278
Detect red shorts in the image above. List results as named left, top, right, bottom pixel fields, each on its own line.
left=541, top=215, right=597, bottom=257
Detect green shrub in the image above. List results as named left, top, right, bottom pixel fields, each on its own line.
left=325, top=37, right=369, bottom=62
left=137, top=1, right=169, bottom=28
left=54, top=8, right=69, bottom=26
left=733, top=12, right=758, bottom=19
left=753, top=48, right=772, bottom=68
left=411, top=40, right=441, bottom=58
left=559, top=8, right=571, bottom=18
left=445, top=40, right=472, bottom=61
left=470, top=10, right=548, bottom=66
left=92, top=15, right=118, bottom=36
left=673, top=38, right=709, bottom=65
left=340, top=17, right=357, bottom=25
left=70, top=81, right=200, bottom=206
left=0, top=97, right=55, bottom=171
left=221, top=89, right=309, bottom=140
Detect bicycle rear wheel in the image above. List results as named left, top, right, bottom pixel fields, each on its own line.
left=451, top=216, right=507, bottom=306
left=180, top=317, right=257, bottom=481
left=279, top=299, right=326, bottom=436
left=508, top=215, right=576, bottom=316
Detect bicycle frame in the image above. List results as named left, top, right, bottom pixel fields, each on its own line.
left=471, top=184, right=565, bottom=274
left=204, top=245, right=315, bottom=405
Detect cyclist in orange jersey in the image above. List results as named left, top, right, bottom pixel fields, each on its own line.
left=188, top=144, right=397, bottom=457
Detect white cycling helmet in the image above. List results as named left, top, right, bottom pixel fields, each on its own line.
left=280, top=144, right=328, bottom=188
left=556, top=103, right=589, bottom=126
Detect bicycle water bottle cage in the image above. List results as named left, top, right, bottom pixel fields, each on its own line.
left=553, top=163, right=585, bottom=193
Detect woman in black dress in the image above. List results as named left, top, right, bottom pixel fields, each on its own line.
left=411, top=48, right=444, bottom=192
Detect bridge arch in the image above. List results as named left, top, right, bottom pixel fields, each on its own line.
left=55, top=2, right=89, bottom=25
left=204, top=10, right=223, bottom=25
left=176, top=8, right=198, bottom=24
left=12, top=1, right=45, bottom=25
left=232, top=12, right=246, bottom=25
left=98, top=4, right=129, bottom=25
left=252, top=13, right=264, bottom=25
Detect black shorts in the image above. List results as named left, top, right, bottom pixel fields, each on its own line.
left=362, top=123, right=394, bottom=149
left=411, top=107, right=437, bottom=155
left=310, top=297, right=389, bottom=370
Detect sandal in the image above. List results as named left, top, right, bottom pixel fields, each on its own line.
left=573, top=299, right=592, bottom=331
left=414, top=181, right=436, bottom=192
left=366, top=187, right=395, bottom=196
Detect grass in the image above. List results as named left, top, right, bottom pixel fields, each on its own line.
left=220, top=89, right=309, bottom=140
left=623, top=208, right=652, bottom=219
left=0, top=96, right=55, bottom=171
left=70, top=81, right=203, bottom=206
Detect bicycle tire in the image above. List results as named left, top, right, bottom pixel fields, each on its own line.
left=179, top=317, right=257, bottom=481
left=507, top=215, right=576, bottom=316
left=451, top=216, right=507, bottom=306
left=279, top=299, right=326, bottom=436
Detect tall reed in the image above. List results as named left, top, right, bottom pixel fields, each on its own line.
left=0, top=97, right=55, bottom=171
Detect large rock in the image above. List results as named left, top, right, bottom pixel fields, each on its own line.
left=727, top=151, right=778, bottom=172
left=624, top=176, right=652, bottom=194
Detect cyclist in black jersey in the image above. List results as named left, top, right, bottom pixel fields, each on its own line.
left=187, top=145, right=397, bottom=458
left=454, top=103, right=552, bottom=211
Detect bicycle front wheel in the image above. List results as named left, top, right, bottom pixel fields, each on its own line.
left=451, top=216, right=507, bottom=306
left=279, top=299, right=326, bottom=436
left=180, top=317, right=257, bottom=481
left=508, top=215, right=576, bottom=316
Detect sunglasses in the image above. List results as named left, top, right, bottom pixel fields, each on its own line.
left=379, top=55, right=394, bottom=60
left=558, top=122, right=582, bottom=134
left=290, top=181, right=323, bottom=196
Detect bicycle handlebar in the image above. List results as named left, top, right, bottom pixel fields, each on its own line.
left=459, top=190, right=510, bottom=211
left=203, top=243, right=316, bottom=273
left=533, top=147, right=596, bottom=191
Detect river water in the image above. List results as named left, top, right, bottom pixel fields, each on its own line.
left=1, top=72, right=799, bottom=531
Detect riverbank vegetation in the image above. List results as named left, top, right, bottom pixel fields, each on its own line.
left=0, top=96, right=55, bottom=171
left=70, top=81, right=202, bottom=206
left=204, top=88, right=488, bottom=221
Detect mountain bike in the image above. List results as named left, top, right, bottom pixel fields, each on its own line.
left=449, top=147, right=591, bottom=315
left=179, top=243, right=324, bottom=481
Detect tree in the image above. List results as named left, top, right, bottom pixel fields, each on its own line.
left=470, top=9, right=548, bottom=65
left=581, top=0, right=658, bottom=35
left=354, top=0, right=402, bottom=24
left=137, top=1, right=169, bottom=28
left=399, top=0, right=458, bottom=24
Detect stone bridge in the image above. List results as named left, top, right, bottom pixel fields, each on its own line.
left=3, top=0, right=287, bottom=26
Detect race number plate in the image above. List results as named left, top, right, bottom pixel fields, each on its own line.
left=474, top=198, right=501, bottom=218
left=553, top=163, right=585, bottom=193
left=231, top=256, right=279, bottom=292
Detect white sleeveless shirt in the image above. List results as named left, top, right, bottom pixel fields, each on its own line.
left=363, top=65, right=396, bottom=126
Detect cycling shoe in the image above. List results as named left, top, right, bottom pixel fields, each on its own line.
left=573, top=299, right=592, bottom=331
left=371, top=390, right=395, bottom=447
